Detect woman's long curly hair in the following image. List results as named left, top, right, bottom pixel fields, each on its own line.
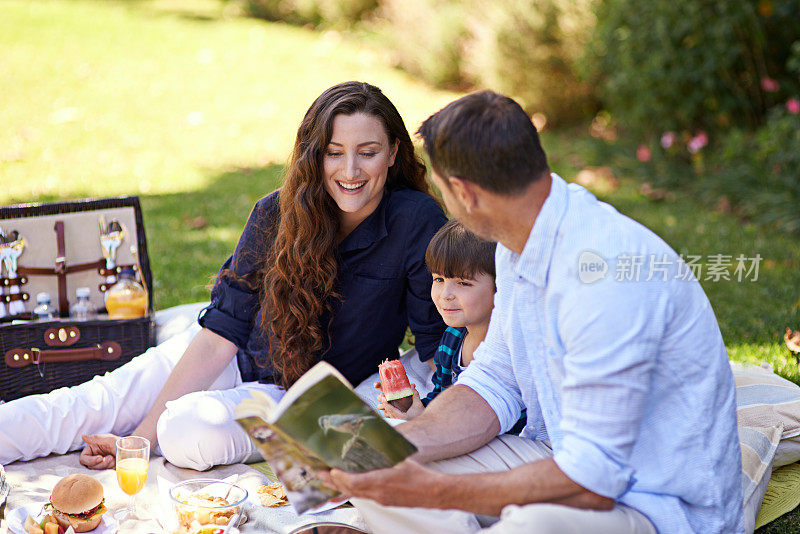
left=261, top=81, right=432, bottom=388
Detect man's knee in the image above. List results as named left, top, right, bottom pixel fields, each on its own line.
left=157, top=393, right=234, bottom=471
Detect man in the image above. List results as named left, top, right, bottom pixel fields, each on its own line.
left=323, top=91, right=743, bottom=533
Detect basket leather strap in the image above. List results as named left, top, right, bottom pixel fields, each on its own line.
left=0, top=292, right=29, bottom=304
left=1, top=275, right=28, bottom=286
left=4, top=341, right=122, bottom=368
left=19, top=259, right=106, bottom=276
left=54, top=221, right=68, bottom=316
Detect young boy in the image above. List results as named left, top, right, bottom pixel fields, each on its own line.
left=377, top=220, right=526, bottom=434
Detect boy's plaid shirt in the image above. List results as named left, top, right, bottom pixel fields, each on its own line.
left=422, top=326, right=526, bottom=434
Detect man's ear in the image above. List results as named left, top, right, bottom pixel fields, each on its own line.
left=448, top=176, right=479, bottom=213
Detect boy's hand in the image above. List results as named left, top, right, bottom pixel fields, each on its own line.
left=375, top=382, right=424, bottom=419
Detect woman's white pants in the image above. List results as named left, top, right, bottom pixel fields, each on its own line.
left=0, top=323, right=283, bottom=470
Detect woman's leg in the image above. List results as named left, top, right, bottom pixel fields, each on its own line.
left=0, top=324, right=198, bottom=464
left=156, top=382, right=284, bottom=470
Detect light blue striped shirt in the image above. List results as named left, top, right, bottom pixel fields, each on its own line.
left=457, top=174, right=744, bottom=533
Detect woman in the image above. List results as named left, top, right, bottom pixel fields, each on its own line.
left=0, top=81, right=447, bottom=470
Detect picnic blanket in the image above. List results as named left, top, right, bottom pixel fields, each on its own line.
left=0, top=303, right=374, bottom=534
left=755, top=462, right=800, bottom=530
left=0, top=302, right=436, bottom=534
left=2, top=450, right=368, bottom=533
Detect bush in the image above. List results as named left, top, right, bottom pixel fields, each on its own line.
left=711, top=104, right=800, bottom=233
left=587, top=0, right=800, bottom=137
left=462, top=0, right=598, bottom=124
left=372, top=0, right=470, bottom=88
left=373, top=0, right=598, bottom=123
left=239, top=0, right=377, bottom=28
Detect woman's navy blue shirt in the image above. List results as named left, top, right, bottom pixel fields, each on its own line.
left=198, top=187, right=448, bottom=387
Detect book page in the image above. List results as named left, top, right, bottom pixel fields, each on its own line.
left=235, top=389, right=279, bottom=422
left=237, top=416, right=339, bottom=513
left=274, top=375, right=417, bottom=473
left=275, top=361, right=352, bottom=417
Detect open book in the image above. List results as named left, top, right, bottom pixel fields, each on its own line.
left=235, top=361, right=417, bottom=514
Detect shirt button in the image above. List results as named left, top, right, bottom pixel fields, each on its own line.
left=452, top=371, right=457, bottom=378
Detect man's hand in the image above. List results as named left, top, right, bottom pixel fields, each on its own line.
left=80, top=434, right=118, bottom=469
left=322, top=460, right=446, bottom=509
left=374, top=382, right=425, bottom=420
left=321, top=455, right=615, bottom=517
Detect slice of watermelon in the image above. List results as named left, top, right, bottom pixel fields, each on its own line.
left=378, top=359, right=414, bottom=412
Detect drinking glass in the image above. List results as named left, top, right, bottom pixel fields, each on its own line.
left=115, top=436, right=150, bottom=521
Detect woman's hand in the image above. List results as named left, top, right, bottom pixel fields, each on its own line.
left=80, top=433, right=119, bottom=469
left=374, top=382, right=425, bottom=419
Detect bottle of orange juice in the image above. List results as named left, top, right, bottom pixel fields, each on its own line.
left=105, top=268, right=148, bottom=319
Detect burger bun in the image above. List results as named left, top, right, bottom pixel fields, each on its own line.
left=50, top=474, right=105, bottom=532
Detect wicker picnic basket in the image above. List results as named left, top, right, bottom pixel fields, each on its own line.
left=0, top=197, right=156, bottom=402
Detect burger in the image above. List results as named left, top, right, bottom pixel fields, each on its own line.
left=48, top=474, right=107, bottom=532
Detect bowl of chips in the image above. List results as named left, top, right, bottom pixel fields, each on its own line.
left=169, top=479, right=247, bottom=534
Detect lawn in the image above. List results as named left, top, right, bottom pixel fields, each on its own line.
left=2, top=0, right=800, bottom=530
left=0, top=0, right=461, bottom=307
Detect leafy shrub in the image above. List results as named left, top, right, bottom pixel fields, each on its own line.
left=373, top=0, right=598, bottom=123
left=372, top=0, right=470, bottom=88
left=711, top=104, right=800, bottom=233
left=239, top=0, right=377, bottom=28
left=587, top=0, right=800, bottom=137
left=462, top=0, right=598, bottom=124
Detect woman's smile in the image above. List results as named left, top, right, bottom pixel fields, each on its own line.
left=336, top=180, right=368, bottom=192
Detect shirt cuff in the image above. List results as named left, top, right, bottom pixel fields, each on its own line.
left=456, top=372, right=521, bottom=434
left=553, top=434, right=635, bottom=499
left=197, top=304, right=251, bottom=350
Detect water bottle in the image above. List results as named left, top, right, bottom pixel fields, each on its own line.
left=33, top=292, right=56, bottom=321
left=70, top=287, right=97, bottom=321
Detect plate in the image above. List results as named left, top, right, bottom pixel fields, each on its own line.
left=5, top=503, right=118, bottom=534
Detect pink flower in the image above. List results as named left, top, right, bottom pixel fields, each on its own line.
left=687, top=131, right=708, bottom=154
left=761, top=77, right=780, bottom=92
left=787, top=98, right=800, bottom=115
left=636, top=144, right=651, bottom=162
left=660, top=131, right=678, bottom=149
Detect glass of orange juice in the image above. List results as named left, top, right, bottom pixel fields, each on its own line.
left=115, top=436, right=150, bottom=522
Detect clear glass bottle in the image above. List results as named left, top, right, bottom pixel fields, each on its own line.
left=105, top=268, right=148, bottom=319
left=33, top=292, right=55, bottom=321
left=70, top=287, right=97, bottom=321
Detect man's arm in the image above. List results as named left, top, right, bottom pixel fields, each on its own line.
left=399, top=384, right=500, bottom=463
left=326, top=384, right=612, bottom=514
left=327, top=455, right=612, bottom=516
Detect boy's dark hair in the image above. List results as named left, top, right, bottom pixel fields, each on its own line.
left=426, top=219, right=496, bottom=280
left=417, top=90, right=549, bottom=195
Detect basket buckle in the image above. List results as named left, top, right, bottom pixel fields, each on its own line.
left=30, top=347, right=41, bottom=365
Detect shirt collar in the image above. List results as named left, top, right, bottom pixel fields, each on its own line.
left=513, top=172, right=569, bottom=286
left=338, top=189, right=390, bottom=253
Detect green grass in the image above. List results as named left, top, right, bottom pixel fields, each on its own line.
left=2, top=1, right=800, bottom=530
left=0, top=0, right=460, bottom=307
